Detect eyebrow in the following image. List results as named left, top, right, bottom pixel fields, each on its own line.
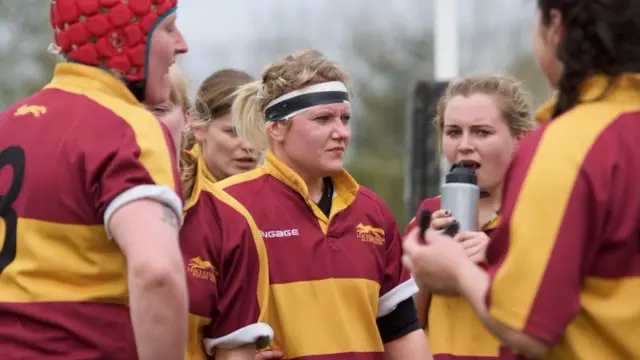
left=444, top=123, right=493, bottom=128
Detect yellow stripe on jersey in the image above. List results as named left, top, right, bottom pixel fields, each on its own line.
left=490, top=96, right=635, bottom=331
left=552, top=277, right=640, bottom=359
left=45, top=63, right=175, bottom=190
left=0, top=219, right=125, bottom=303
left=186, top=314, right=212, bottom=360
left=268, top=278, right=383, bottom=358
left=200, top=180, right=270, bottom=323
left=428, top=296, right=500, bottom=357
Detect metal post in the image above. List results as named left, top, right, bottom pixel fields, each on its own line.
left=434, top=0, right=460, bottom=182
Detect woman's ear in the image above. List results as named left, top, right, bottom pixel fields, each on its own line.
left=515, top=130, right=529, bottom=143
left=191, top=123, right=207, bottom=142
left=266, top=121, right=288, bottom=143
left=182, top=110, right=193, bottom=134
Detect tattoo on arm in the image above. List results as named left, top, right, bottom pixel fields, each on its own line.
left=161, top=204, right=180, bottom=229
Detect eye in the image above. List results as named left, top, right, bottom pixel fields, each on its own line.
left=165, top=19, right=177, bottom=33
left=314, top=115, right=331, bottom=122
left=150, top=107, right=168, bottom=116
left=475, top=129, right=492, bottom=137
left=341, top=114, right=351, bottom=122
left=445, top=128, right=461, bottom=137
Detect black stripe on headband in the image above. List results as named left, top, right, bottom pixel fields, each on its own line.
left=265, top=91, right=349, bottom=122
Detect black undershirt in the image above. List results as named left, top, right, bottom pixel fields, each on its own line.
left=316, top=177, right=333, bottom=216
left=377, top=298, right=421, bottom=343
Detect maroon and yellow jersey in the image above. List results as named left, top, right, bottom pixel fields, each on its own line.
left=0, top=63, right=182, bottom=359
left=216, top=151, right=418, bottom=360
left=185, top=143, right=218, bottom=184
left=487, top=74, right=640, bottom=359
left=406, top=197, right=504, bottom=360
left=181, top=150, right=271, bottom=360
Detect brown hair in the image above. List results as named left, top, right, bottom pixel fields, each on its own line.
left=180, top=68, right=254, bottom=198
left=232, top=48, right=350, bottom=149
left=434, top=74, right=536, bottom=138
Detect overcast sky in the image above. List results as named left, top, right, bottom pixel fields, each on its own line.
left=175, top=0, right=537, bottom=91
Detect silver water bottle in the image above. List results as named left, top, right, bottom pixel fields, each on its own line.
left=440, top=163, right=480, bottom=232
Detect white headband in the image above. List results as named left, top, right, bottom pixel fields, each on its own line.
left=264, top=81, right=350, bottom=122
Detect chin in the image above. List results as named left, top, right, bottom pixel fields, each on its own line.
left=322, top=162, right=344, bottom=175
left=145, top=81, right=170, bottom=105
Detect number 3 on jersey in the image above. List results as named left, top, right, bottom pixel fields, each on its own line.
left=0, top=146, right=25, bottom=275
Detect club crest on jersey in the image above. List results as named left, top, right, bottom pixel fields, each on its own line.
left=188, top=256, right=217, bottom=283
left=356, top=223, right=385, bottom=246
left=14, top=104, right=47, bottom=118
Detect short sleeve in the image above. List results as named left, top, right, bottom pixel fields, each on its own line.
left=202, top=194, right=272, bottom=353
left=487, top=125, right=599, bottom=344
left=83, top=111, right=182, bottom=238
left=378, top=202, right=419, bottom=317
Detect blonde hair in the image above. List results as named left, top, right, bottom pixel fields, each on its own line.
left=164, top=64, right=195, bottom=199
left=168, top=64, right=191, bottom=114
left=232, top=48, right=350, bottom=150
left=179, top=68, right=254, bottom=198
left=434, top=74, right=536, bottom=138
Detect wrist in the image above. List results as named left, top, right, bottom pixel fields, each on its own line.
left=454, top=257, right=483, bottom=298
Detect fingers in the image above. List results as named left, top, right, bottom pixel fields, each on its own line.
left=460, top=236, right=483, bottom=249
left=256, top=350, right=284, bottom=359
left=430, top=216, right=454, bottom=230
left=403, top=228, right=421, bottom=254
left=455, top=232, right=489, bottom=264
left=402, top=254, right=414, bottom=271
left=431, top=209, right=451, bottom=219
left=468, top=253, right=487, bottom=264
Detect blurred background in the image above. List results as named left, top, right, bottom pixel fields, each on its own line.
left=0, top=0, right=553, bottom=224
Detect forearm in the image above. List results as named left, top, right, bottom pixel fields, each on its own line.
left=129, top=256, right=188, bottom=360
left=215, top=344, right=257, bottom=360
left=456, top=261, right=550, bottom=358
left=413, top=290, right=430, bottom=327
left=383, top=329, right=432, bottom=360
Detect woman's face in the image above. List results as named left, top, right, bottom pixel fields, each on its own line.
left=193, top=113, right=259, bottom=180
left=268, top=103, right=351, bottom=180
left=441, top=94, right=524, bottom=193
left=147, top=99, right=188, bottom=152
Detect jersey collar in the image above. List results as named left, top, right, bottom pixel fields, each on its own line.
left=536, top=73, right=640, bottom=123
left=183, top=144, right=219, bottom=212
left=262, top=150, right=359, bottom=221
left=45, top=63, right=139, bottom=106
left=189, top=143, right=218, bottom=184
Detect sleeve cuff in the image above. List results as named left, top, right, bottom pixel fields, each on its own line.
left=103, top=184, right=182, bottom=239
left=378, top=277, right=419, bottom=317
left=203, top=322, right=274, bottom=355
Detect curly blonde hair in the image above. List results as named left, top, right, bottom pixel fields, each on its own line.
left=434, top=74, right=537, bottom=138
left=232, top=49, right=350, bottom=150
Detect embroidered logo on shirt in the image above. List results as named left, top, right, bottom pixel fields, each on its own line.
left=356, top=223, right=385, bottom=246
left=14, top=104, right=47, bottom=118
left=188, top=256, right=217, bottom=282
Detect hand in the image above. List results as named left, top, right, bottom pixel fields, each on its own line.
left=429, top=209, right=455, bottom=230
left=402, top=227, right=472, bottom=296
left=256, top=349, right=284, bottom=360
left=454, top=231, right=489, bottom=264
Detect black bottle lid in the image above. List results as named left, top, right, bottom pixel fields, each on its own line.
left=445, top=163, right=478, bottom=185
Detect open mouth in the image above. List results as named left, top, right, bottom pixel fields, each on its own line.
left=235, top=157, right=256, bottom=165
left=458, top=160, right=481, bottom=170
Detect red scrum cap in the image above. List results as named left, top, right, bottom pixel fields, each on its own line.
left=50, top=0, right=177, bottom=89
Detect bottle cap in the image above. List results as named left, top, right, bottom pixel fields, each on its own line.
left=445, top=163, right=478, bottom=185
